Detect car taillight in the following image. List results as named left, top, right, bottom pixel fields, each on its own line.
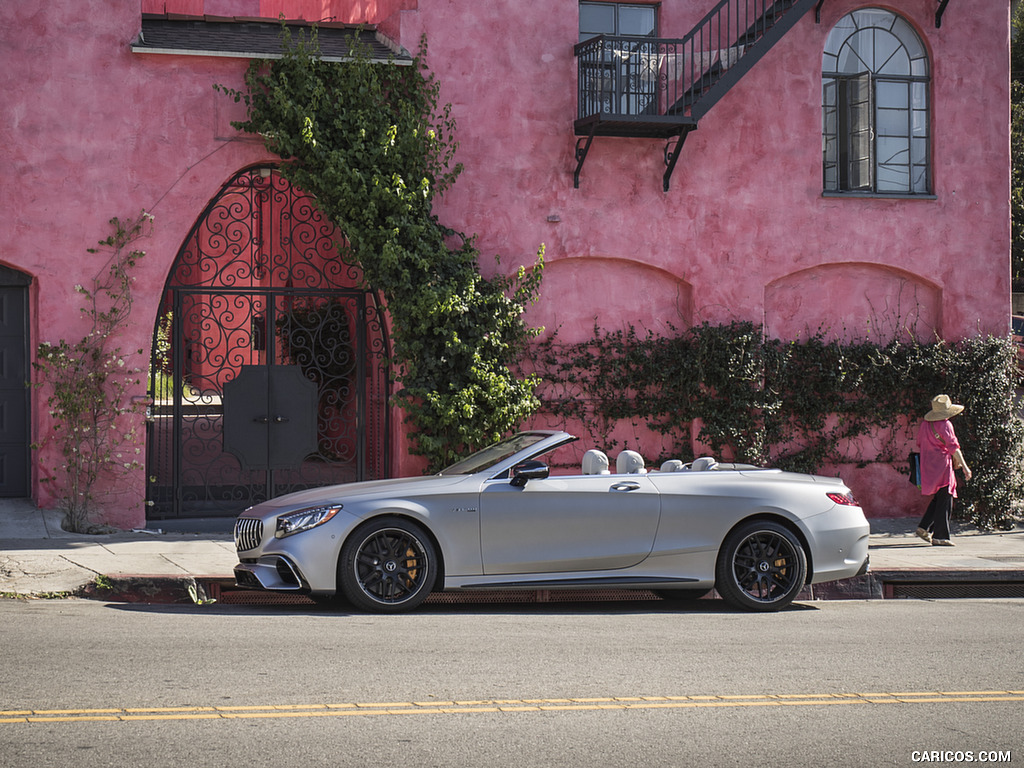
left=827, top=492, right=858, bottom=506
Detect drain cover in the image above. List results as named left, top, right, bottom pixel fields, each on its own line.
left=890, top=582, right=1024, bottom=599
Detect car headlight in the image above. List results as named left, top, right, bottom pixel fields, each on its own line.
left=275, top=505, right=343, bottom=538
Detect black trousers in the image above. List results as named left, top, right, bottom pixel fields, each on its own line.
left=919, top=486, right=953, bottom=540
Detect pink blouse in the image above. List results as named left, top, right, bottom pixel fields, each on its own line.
left=917, top=418, right=960, bottom=497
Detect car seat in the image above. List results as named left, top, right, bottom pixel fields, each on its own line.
left=616, top=450, right=647, bottom=474
left=690, top=457, right=719, bottom=471
left=582, top=449, right=610, bottom=475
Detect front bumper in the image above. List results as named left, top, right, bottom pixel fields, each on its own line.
left=234, top=556, right=307, bottom=592
left=233, top=509, right=352, bottom=592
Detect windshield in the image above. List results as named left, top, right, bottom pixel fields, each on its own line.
left=439, top=433, right=552, bottom=476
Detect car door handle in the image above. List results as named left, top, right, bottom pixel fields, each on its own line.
left=611, top=482, right=641, bottom=492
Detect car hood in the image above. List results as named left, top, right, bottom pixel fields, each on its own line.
left=240, top=474, right=470, bottom=515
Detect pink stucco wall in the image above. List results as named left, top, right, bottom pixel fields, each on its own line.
left=401, top=0, right=1009, bottom=343
left=3, top=2, right=273, bottom=526
left=0, top=0, right=1009, bottom=525
left=395, top=0, right=1010, bottom=517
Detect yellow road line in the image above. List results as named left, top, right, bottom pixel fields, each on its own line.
left=1, top=691, right=1021, bottom=725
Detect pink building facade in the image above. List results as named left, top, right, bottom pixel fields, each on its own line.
left=0, top=0, right=1010, bottom=527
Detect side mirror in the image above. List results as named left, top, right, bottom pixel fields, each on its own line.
left=510, top=460, right=549, bottom=487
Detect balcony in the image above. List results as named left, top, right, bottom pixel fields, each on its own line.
left=572, top=0, right=817, bottom=190
left=574, top=35, right=719, bottom=140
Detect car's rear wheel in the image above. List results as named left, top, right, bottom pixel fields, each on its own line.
left=339, top=517, right=436, bottom=613
left=715, top=520, right=807, bottom=612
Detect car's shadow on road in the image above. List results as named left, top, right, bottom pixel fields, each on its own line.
left=103, top=596, right=820, bottom=618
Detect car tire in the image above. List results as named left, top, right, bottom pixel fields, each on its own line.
left=715, top=520, right=807, bottom=612
left=339, top=517, right=437, bottom=613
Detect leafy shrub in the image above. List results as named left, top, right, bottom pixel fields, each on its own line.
left=536, top=324, right=1023, bottom=529
left=32, top=213, right=151, bottom=532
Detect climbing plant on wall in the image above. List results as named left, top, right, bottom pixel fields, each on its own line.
left=218, top=30, right=544, bottom=470
left=32, top=212, right=151, bottom=532
left=537, top=323, right=1024, bottom=530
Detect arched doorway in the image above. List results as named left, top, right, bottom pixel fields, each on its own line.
left=147, top=166, right=390, bottom=518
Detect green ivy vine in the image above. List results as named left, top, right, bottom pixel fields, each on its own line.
left=536, top=323, right=1024, bottom=529
left=217, top=30, right=543, bottom=470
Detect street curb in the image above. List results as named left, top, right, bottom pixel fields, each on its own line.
left=810, top=569, right=1024, bottom=601
left=77, top=575, right=228, bottom=605
left=71, top=570, right=1024, bottom=606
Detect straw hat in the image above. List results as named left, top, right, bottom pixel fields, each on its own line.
left=924, top=394, right=964, bottom=421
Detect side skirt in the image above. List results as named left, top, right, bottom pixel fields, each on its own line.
left=456, top=576, right=702, bottom=591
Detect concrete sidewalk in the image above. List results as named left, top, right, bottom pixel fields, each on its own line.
left=0, top=500, right=236, bottom=600
left=1, top=498, right=1022, bottom=604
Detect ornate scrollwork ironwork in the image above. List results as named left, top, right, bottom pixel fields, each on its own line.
left=147, top=165, right=390, bottom=517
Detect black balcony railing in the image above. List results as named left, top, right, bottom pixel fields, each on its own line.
left=575, top=35, right=703, bottom=138
left=572, top=0, right=815, bottom=190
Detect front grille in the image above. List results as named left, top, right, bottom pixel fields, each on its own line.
left=234, top=517, right=264, bottom=552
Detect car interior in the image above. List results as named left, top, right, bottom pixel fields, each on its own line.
left=580, top=449, right=722, bottom=475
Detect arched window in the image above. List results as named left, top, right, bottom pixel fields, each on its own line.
left=822, top=9, right=930, bottom=195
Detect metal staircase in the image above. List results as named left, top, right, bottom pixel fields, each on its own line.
left=573, top=0, right=818, bottom=190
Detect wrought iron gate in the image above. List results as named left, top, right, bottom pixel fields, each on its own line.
left=147, top=166, right=390, bottom=518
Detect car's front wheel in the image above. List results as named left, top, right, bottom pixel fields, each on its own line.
left=339, top=517, right=437, bottom=613
left=715, top=520, right=807, bottom=612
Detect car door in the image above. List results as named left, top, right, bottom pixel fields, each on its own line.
left=479, top=473, right=661, bottom=575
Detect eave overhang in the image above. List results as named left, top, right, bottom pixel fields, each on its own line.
left=132, top=15, right=412, bottom=65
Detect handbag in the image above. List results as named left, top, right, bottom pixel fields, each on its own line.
left=908, top=451, right=921, bottom=487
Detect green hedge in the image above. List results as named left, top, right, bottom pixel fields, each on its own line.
left=535, top=323, right=1024, bottom=529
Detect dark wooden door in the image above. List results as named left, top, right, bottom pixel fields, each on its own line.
left=0, top=280, right=30, bottom=497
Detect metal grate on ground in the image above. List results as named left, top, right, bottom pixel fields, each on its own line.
left=887, top=582, right=1024, bottom=600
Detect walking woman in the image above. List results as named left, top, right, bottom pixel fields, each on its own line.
left=916, top=395, right=971, bottom=547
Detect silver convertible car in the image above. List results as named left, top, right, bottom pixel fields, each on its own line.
left=233, top=431, right=869, bottom=612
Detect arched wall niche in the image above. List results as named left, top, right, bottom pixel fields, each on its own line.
left=526, top=257, right=693, bottom=344
left=765, top=263, right=941, bottom=343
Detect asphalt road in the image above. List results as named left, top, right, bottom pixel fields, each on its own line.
left=1, top=598, right=1021, bottom=767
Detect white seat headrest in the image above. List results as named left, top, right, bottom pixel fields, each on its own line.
left=582, top=449, right=610, bottom=475
left=660, top=459, right=684, bottom=472
left=616, top=450, right=647, bottom=474
left=690, top=457, right=718, bottom=471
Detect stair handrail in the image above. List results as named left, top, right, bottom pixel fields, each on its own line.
left=575, top=0, right=801, bottom=122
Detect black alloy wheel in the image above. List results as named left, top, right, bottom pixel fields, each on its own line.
left=715, top=520, right=807, bottom=612
left=339, top=517, right=437, bottom=612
